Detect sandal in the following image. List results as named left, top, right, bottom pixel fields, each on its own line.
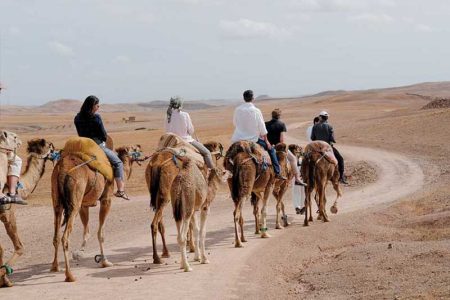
left=114, top=190, right=130, bottom=201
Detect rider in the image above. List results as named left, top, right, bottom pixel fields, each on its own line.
left=165, top=96, right=215, bottom=170
left=231, top=90, right=286, bottom=180
left=74, top=95, right=130, bottom=200
left=310, top=111, right=348, bottom=184
left=0, top=149, right=26, bottom=205
left=265, top=108, right=307, bottom=186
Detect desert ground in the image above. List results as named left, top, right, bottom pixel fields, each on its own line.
left=1, top=82, right=450, bottom=299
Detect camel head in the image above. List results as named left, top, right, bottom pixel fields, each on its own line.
left=27, top=138, right=56, bottom=160
left=288, top=144, right=303, bottom=159
left=115, top=145, right=144, bottom=166
left=0, top=130, right=22, bottom=151
left=209, top=167, right=232, bottom=184
left=275, top=143, right=287, bottom=152
left=204, top=141, right=224, bottom=162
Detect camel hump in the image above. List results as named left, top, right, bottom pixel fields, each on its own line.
left=62, top=137, right=113, bottom=181
left=158, top=133, right=204, bottom=166
left=224, top=140, right=271, bottom=167
left=305, top=141, right=338, bottom=165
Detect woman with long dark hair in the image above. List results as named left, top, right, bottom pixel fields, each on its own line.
left=74, top=95, right=129, bottom=200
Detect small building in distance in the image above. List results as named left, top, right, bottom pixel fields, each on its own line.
left=123, top=116, right=136, bottom=123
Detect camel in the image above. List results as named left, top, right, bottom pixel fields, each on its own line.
left=300, top=141, right=342, bottom=226
left=224, top=141, right=275, bottom=248
left=147, top=150, right=228, bottom=271
left=0, top=138, right=55, bottom=288
left=272, top=143, right=302, bottom=229
left=50, top=142, right=142, bottom=282
left=145, top=139, right=225, bottom=265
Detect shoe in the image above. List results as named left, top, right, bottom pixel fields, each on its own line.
left=114, top=190, right=130, bottom=200
left=295, top=179, right=307, bottom=186
left=339, top=177, right=349, bottom=185
left=275, top=173, right=287, bottom=180
left=299, top=207, right=306, bottom=215
left=295, top=207, right=301, bottom=214
left=1, top=194, right=28, bottom=205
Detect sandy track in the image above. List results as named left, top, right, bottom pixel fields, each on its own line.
left=1, top=130, right=423, bottom=299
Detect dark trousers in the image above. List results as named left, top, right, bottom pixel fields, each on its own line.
left=332, top=146, right=345, bottom=179
left=257, top=139, right=281, bottom=175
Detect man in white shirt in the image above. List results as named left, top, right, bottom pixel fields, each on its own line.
left=231, top=90, right=285, bottom=180
left=165, top=96, right=215, bottom=169
left=306, top=116, right=320, bottom=142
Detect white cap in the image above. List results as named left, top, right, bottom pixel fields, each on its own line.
left=319, top=110, right=329, bottom=117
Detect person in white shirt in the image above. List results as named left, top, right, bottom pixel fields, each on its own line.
left=165, top=96, right=214, bottom=169
left=306, top=116, right=320, bottom=142
left=231, top=90, right=285, bottom=180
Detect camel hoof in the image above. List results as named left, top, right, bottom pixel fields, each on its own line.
left=72, top=250, right=85, bottom=260
left=1, top=276, right=13, bottom=287
left=100, top=259, right=113, bottom=268
left=330, top=206, right=338, bottom=214
left=189, top=248, right=196, bottom=253
left=194, top=256, right=201, bottom=262
left=65, top=274, right=76, bottom=282
left=184, top=266, right=193, bottom=272
left=275, top=225, right=284, bottom=230
left=241, top=237, right=247, bottom=243
left=201, top=258, right=210, bottom=264
left=235, top=242, right=243, bottom=248
left=153, top=257, right=163, bottom=264
left=303, top=222, right=309, bottom=227
left=161, top=252, right=170, bottom=258
left=323, top=218, right=330, bottom=223
left=50, top=264, right=59, bottom=272
left=254, top=231, right=260, bottom=235
left=261, top=232, right=271, bottom=238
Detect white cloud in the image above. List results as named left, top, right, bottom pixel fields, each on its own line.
left=48, top=41, right=75, bottom=57
left=219, top=19, right=292, bottom=40
left=349, top=13, right=394, bottom=24
left=416, top=24, right=433, bottom=32
left=113, top=55, right=131, bottom=63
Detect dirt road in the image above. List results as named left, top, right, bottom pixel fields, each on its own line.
left=0, top=133, right=423, bottom=299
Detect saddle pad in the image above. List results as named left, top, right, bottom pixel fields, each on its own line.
left=305, top=141, right=338, bottom=166
left=62, top=137, right=113, bottom=181
left=225, top=140, right=272, bottom=166
left=157, top=133, right=204, bottom=167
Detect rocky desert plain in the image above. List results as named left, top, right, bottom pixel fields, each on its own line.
left=1, top=81, right=450, bottom=299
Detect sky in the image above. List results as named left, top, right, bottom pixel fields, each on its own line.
left=0, top=0, right=449, bottom=105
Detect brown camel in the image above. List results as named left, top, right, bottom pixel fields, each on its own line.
left=224, top=141, right=275, bottom=248
left=0, top=138, right=55, bottom=287
left=301, top=141, right=342, bottom=226
left=272, top=143, right=302, bottom=229
left=145, top=140, right=224, bottom=264
left=50, top=142, right=142, bottom=282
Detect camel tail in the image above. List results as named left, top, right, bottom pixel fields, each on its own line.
left=231, top=164, right=240, bottom=203
left=308, top=158, right=315, bottom=188
left=61, top=174, right=74, bottom=227
left=173, top=189, right=183, bottom=222
left=149, top=164, right=161, bottom=211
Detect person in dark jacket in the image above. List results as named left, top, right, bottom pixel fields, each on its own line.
left=311, top=111, right=348, bottom=184
left=74, top=95, right=130, bottom=199
left=265, top=108, right=306, bottom=186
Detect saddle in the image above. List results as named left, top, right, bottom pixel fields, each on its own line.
left=62, top=137, right=113, bottom=182
left=304, top=141, right=338, bottom=165
left=157, top=133, right=205, bottom=168
left=224, top=140, right=272, bottom=172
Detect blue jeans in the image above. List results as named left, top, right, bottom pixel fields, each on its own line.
left=99, top=143, right=124, bottom=180
left=256, top=139, right=281, bottom=175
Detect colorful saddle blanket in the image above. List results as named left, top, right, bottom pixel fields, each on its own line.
left=224, top=140, right=272, bottom=171
left=63, top=137, right=113, bottom=182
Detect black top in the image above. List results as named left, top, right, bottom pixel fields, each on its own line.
left=265, top=119, right=287, bottom=145
left=74, top=113, right=107, bottom=144
left=311, top=121, right=336, bottom=144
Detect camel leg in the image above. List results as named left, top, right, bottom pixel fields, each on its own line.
left=79, top=206, right=90, bottom=251
left=159, top=220, right=170, bottom=258
left=3, top=211, right=24, bottom=267
left=253, top=198, right=260, bottom=235
left=151, top=201, right=168, bottom=264
left=233, top=200, right=243, bottom=248
left=187, top=221, right=195, bottom=253
left=199, top=206, right=210, bottom=264
left=260, top=192, right=271, bottom=239
left=51, top=205, right=63, bottom=272
left=275, top=196, right=283, bottom=229
left=304, top=187, right=310, bottom=226
left=191, top=212, right=201, bottom=262
left=0, top=241, right=12, bottom=288
left=178, top=216, right=192, bottom=272
left=281, top=197, right=289, bottom=227
left=97, top=200, right=113, bottom=267
left=62, top=213, right=78, bottom=282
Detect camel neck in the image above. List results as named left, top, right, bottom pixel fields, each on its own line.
left=19, top=156, right=46, bottom=199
